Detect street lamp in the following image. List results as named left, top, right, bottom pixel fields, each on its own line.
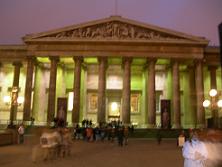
left=203, top=89, right=222, bottom=128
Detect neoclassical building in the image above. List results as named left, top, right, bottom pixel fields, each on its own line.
left=0, top=16, right=221, bottom=128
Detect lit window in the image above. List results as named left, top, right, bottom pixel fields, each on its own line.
left=68, top=92, right=74, bottom=111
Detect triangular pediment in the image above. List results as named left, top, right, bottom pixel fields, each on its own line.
left=23, top=16, right=208, bottom=44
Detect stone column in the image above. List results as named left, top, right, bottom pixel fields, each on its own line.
left=97, top=57, right=107, bottom=124
left=195, top=60, right=205, bottom=127
left=10, top=62, right=22, bottom=125
left=122, top=57, right=132, bottom=124
left=188, top=66, right=197, bottom=126
left=72, top=57, right=83, bottom=124
left=23, top=57, right=35, bottom=122
left=147, top=58, right=156, bottom=127
left=47, top=57, right=59, bottom=125
left=172, top=60, right=181, bottom=128
left=208, top=66, right=218, bottom=89
left=208, top=66, right=219, bottom=128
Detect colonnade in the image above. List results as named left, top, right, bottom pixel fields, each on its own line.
left=7, top=55, right=217, bottom=128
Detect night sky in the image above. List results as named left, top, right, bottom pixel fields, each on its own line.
left=0, top=0, right=221, bottom=45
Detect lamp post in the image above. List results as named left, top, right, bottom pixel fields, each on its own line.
left=203, top=89, right=222, bottom=128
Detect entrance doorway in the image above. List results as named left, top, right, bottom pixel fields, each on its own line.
left=107, top=95, right=121, bottom=122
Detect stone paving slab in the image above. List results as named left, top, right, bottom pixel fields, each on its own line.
left=0, top=138, right=184, bottom=167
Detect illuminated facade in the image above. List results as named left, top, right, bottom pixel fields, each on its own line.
left=0, top=16, right=221, bottom=128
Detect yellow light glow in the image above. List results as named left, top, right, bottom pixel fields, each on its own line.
left=68, top=92, right=74, bottom=111
left=203, top=100, right=210, bottom=107
left=209, top=89, right=217, bottom=97
left=217, top=100, right=222, bottom=108
left=3, top=96, right=11, bottom=103
left=17, top=96, right=24, bottom=104
left=111, top=102, right=118, bottom=111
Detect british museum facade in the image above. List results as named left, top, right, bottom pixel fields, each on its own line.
left=0, top=16, right=221, bottom=128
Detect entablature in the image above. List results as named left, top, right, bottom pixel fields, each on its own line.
left=0, top=45, right=27, bottom=61
left=204, top=47, right=220, bottom=66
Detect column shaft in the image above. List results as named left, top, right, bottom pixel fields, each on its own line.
left=97, top=57, right=107, bottom=123
left=172, top=60, right=181, bottom=128
left=208, top=66, right=219, bottom=128
left=195, top=60, right=205, bottom=127
left=12, top=62, right=22, bottom=86
left=23, top=57, right=35, bottom=121
left=188, top=66, right=197, bottom=126
left=72, top=57, right=82, bottom=124
left=122, top=58, right=132, bottom=124
left=208, top=66, right=217, bottom=89
left=147, top=59, right=156, bottom=126
left=47, top=57, right=59, bottom=124
left=10, top=62, right=22, bottom=124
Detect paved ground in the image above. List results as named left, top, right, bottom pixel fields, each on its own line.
left=0, top=137, right=184, bottom=167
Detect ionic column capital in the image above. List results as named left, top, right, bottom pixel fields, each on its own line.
left=98, top=56, right=107, bottom=62
left=146, top=58, right=157, bottom=64
left=170, top=59, right=181, bottom=66
left=122, top=57, right=132, bottom=64
left=194, top=59, right=203, bottom=65
left=208, top=65, right=218, bottom=71
left=12, top=61, right=22, bottom=67
left=98, top=57, right=108, bottom=70
left=49, top=56, right=60, bottom=62
left=73, top=56, right=83, bottom=62
left=122, top=57, right=132, bottom=70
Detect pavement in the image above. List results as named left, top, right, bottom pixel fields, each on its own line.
left=0, top=137, right=184, bottom=167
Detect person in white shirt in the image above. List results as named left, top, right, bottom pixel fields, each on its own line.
left=18, top=124, right=25, bottom=144
left=182, top=130, right=208, bottom=167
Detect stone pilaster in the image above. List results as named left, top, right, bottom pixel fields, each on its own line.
left=208, top=66, right=218, bottom=89
left=47, top=57, right=59, bottom=125
left=23, top=57, right=35, bottom=121
left=122, top=57, right=132, bottom=124
left=97, top=57, right=107, bottom=124
left=72, top=57, right=83, bottom=124
left=10, top=61, right=22, bottom=124
left=172, top=60, right=181, bottom=128
left=147, top=58, right=156, bottom=127
left=195, top=60, right=205, bottom=127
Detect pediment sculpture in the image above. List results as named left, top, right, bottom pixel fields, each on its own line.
left=41, top=21, right=185, bottom=41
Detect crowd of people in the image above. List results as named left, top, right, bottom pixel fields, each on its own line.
left=15, top=119, right=222, bottom=166
left=31, top=120, right=133, bottom=162
left=73, top=120, right=134, bottom=146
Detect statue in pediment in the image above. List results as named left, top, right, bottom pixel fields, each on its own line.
left=49, top=21, right=181, bottom=41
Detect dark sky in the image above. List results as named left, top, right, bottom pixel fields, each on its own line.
left=0, top=0, right=221, bottom=45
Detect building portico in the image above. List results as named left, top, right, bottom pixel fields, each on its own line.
left=0, top=16, right=221, bottom=128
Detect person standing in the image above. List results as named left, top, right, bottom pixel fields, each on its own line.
left=117, top=126, right=124, bottom=146
left=182, top=130, right=208, bottom=167
left=18, top=123, right=25, bottom=144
